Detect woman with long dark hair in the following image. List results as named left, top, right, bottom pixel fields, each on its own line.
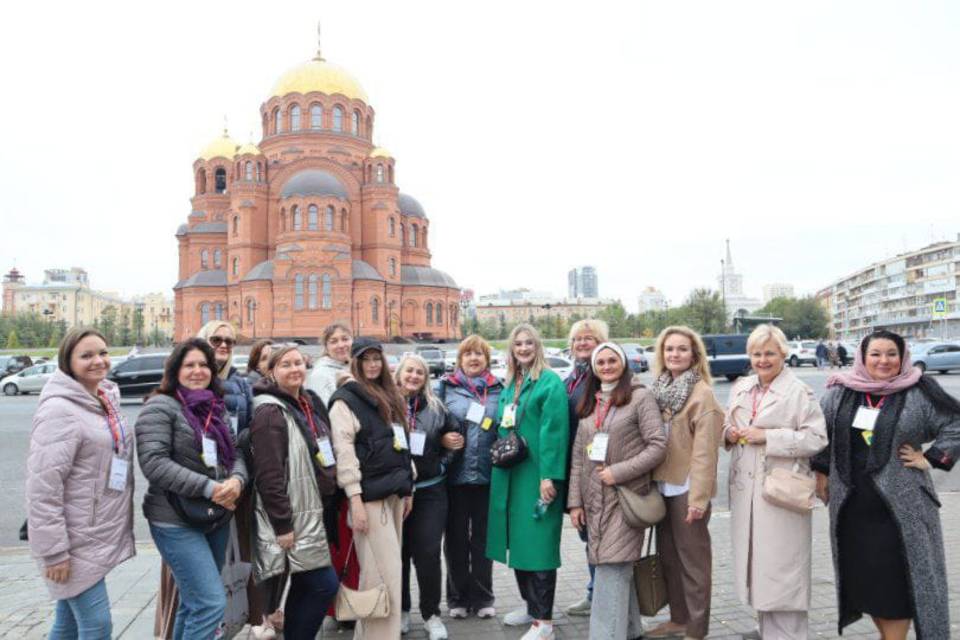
left=136, top=338, right=248, bottom=640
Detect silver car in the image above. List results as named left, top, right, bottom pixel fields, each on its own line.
left=911, top=342, right=960, bottom=374
left=2, top=363, right=58, bottom=396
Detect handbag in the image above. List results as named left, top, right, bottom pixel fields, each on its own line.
left=490, top=431, right=528, bottom=468
left=633, top=527, right=668, bottom=616
left=167, top=491, right=231, bottom=533
left=334, top=539, right=391, bottom=621
left=761, top=449, right=816, bottom=514
left=615, top=481, right=666, bottom=529
left=219, top=520, right=251, bottom=639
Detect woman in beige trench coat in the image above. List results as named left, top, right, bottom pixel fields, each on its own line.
left=724, top=324, right=828, bottom=639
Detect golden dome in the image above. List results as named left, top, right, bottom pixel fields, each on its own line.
left=271, top=57, right=368, bottom=103
left=199, top=133, right=239, bottom=161
left=237, top=142, right=262, bottom=156
left=369, top=147, right=392, bottom=158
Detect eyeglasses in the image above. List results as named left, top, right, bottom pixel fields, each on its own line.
left=209, top=336, right=235, bottom=348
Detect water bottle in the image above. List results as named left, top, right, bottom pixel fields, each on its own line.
left=532, top=498, right=549, bottom=520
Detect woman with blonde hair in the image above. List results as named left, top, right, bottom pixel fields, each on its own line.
left=394, top=354, right=460, bottom=639
left=647, top=326, right=724, bottom=640
left=724, top=324, right=827, bottom=639
left=562, top=318, right=609, bottom=617
left=488, top=323, right=569, bottom=640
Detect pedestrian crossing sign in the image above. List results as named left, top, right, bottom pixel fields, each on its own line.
left=933, top=298, right=947, bottom=318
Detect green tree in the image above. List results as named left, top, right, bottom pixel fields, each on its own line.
left=759, top=296, right=829, bottom=339
left=6, top=330, right=20, bottom=349
left=133, top=307, right=145, bottom=345
left=598, top=302, right=630, bottom=338
left=99, top=306, right=118, bottom=345
left=681, top=288, right=727, bottom=334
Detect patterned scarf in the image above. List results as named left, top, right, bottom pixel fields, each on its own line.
left=650, top=369, right=701, bottom=415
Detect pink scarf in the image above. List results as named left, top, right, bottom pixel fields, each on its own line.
left=826, top=341, right=922, bottom=395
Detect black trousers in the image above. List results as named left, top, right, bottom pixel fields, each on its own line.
left=259, top=565, right=339, bottom=640
left=444, top=483, right=494, bottom=610
left=515, top=569, right=557, bottom=621
left=402, top=482, right=448, bottom=619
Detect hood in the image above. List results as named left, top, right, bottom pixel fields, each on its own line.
left=38, top=369, right=118, bottom=414
left=316, top=355, right=349, bottom=372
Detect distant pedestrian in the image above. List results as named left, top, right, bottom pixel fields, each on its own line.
left=724, top=324, right=827, bottom=639
left=815, top=340, right=829, bottom=369
left=836, top=342, right=848, bottom=368
left=27, top=327, right=135, bottom=640
left=829, top=342, right=840, bottom=369
left=813, top=330, right=960, bottom=639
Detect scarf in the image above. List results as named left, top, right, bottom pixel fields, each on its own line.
left=826, top=342, right=922, bottom=396
left=177, top=386, right=236, bottom=469
left=566, top=360, right=590, bottom=394
left=651, top=369, right=701, bottom=414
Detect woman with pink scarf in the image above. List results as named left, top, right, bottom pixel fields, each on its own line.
left=812, top=329, right=960, bottom=640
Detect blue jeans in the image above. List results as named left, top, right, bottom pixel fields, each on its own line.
left=150, top=522, right=230, bottom=640
left=577, top=523, right=596, bottom=599
left=48, top=578, right=112, bottom=639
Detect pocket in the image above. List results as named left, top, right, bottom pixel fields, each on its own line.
left=920, top=485, right=942, bottom=508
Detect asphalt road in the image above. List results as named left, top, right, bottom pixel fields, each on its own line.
left=3, top=366, right=960, bottom=548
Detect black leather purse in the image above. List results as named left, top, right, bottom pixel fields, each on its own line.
left=490, top=431, right=528, bottom=468
left=167, top=491, right=231, bottom=533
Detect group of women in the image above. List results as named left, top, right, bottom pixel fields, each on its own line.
left=25, top=316, right=960, bottom=639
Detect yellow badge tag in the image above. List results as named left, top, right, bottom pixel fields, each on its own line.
left=481, top=417, right=493, bottom=431
left=862, top=430, right=874, bottom=447
left=738, top=437, right=748, bottom=446
left=586, top=442, right=593, bottom=457
left=315, top=451, right=326, bottom=466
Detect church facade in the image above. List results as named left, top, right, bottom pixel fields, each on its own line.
left=174, top=39, right=460, bottom=342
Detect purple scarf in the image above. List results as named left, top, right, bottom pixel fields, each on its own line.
left=826, top=342, right=922, bottom=396
left=177, top=386, right=236, bottom=469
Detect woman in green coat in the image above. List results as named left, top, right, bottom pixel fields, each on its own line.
left=487, top=323, right=570, bottom=640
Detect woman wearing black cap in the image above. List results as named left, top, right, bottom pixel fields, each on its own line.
left=329, top=338, right=414, bottom=639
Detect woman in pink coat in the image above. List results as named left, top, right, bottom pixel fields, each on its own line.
left=26, top=327, right=135, bottom=639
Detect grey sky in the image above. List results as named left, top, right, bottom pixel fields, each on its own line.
left=2, top=1, right=958, bottom=311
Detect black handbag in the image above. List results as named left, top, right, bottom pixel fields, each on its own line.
left=490, top=431, right=528, bottom=468
left=167, top=491, right=231, bottom=533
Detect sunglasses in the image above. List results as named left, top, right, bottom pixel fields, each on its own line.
left=209, top=336, right=236, bottom=348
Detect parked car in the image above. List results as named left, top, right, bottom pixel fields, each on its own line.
left=490, top=355, right=573, bottom=381
left=232, top=355, right=249, bottom=375
left=417, top=348, right=446, bottom=377
left=0, top=355, right=33, bottom=376
left=910, top=342, right=960, bottom=374
left=702, top=334, right=751, bottom=381
left=786, top=340, right=818, bottom=367
left=386, top=354, right=400, bottom=374
left=443, top=350, right=458, bottom=373
left=620, top=343, right=650, bottom=373
left=2, top=362, right=57, bottom=396
left=106, top=353, right=169, bottom=397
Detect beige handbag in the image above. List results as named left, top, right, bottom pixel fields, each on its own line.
left=334, top=539, right=391, bottom=621
left=761, top=450, right=816, bottom=514
left=615, top=481, right=666, bottom=529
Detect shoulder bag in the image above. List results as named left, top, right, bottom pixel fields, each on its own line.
left=334, top=539, right=390, bottom=621
left=633, top=526, right=668, bottom=615
left=167, top=491, right=231, bottom=533
left=490, top=378, right=531, bottom=468
left=615, top=481, right=666, bottom=529
left=761, top=449, right=815, bottom=513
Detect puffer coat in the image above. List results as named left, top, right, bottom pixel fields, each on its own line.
left=222, top=366, right=254, bottom=432
left=26, top=370, right=136, bottom=599
left=436, top=371, right=502, bottom=486
left=567, top=380, right=667, bottom=565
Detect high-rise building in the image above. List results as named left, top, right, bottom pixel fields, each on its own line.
left=568, top=266, right=598, bottom=299
left=638, top=287, right=669, bottom=313
left=762, top=283, right=795, bottom=303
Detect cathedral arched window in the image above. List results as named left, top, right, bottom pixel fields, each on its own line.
left=389, top=257, right=397, bottom=277
left=308, top=274, right=318, bottom=309
left=411, top=224, right=419, bottom=248
left=389, top=217, right=396, bottom=237
left=246, top=298, right=255, bottom=323
left=244, top=162, right=253, bottom=181
left=213, top=249, right=222, bottom=267
left=274, top=108, right=283, bottom=134
left=340, top=208, right=347, bottom=232
left=214, top=303, right=225, bottom=320
left=294, top=274, right=304, bottom=310
left=332, top=107, right=343, bottom=132
left=292, top=206, right=301, bottom=231
left=215, top=168, right=227, bottom=193
left=436, top=302, right=443, bottom=325
left=371, top=297, right=379, bottom=323
left=232, top=216, right=239, bottom=236
left=308, top=205, right=318, bottom=230
left=196, top=169, right=207, bottom=194
left=376, top=164, right=385, bottom=183
left=200, top=303, right=210, bottom=324
left=310, top=104, right=322, bottom=129
left=321, top=274, right=332, bottom=309
left=352, top=110, right=360, bottom=136
left=200, top=249, right=209, bottom=269
left=325, top=206, right=334, bottom=231
left=426, top=302, right=434, bottom=325
left=290, top=104, right=301, bottom=131
left=232, top=257, right=239, bottom=277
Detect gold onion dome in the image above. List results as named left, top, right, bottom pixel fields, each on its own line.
left=199, top=132, right=239, bottom=161
left=271, top=57, right=368, bottom=103
left=369, top=147, right=392, bottom=158
left=237, top=142, right=261, bottom=156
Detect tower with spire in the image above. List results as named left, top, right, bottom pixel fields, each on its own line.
left=717, top=239, right=761, bottom=320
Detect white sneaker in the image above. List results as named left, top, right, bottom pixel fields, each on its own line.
left=424, top=615, right=449, bottom=640
left=250, top=624, right=276, bottom=640
left=448, top=606, right=468, bottom=619
left=503, top=608, right=534, bottom=626
left=565, top=596, right=592, bottom=616
left=476, top=606, right=496, bottom=618
left=400, top=610, right=410, bottom=634
left=520, top=621, right=555, bottom=639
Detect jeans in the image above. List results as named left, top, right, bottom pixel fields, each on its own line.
left=445, top=484, right=494, bottom=610
left=48, top=578, right=112, bottom=639
left=402, top=483, right=447, bottom=619
left=284, top=567, right=340, bottom=640
left=577, top=523, right=596, bottom=599
left=150, top=522, right=230, bottom=640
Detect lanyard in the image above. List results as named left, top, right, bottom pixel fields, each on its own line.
left=97, top=389, right=125, bottom=454
left=750, top=384, right=770, bottom=424
left=460, top=373, right=489, bottom=405
left=865, top=394, right=885, bottom=410
left=407, top=396, right=419, bottom=431
left=566, top=368, right=587, bottom=395
left=593, top=393, right=615, bottom=430
left=298, top=396, right=320, bottom=438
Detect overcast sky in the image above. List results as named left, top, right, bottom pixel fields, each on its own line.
left=2, top=1, right=958, bottom=311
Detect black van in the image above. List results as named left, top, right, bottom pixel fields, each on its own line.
left=701, top=334, right=751, bottom=381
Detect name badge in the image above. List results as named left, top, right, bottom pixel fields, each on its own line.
left=481, top=417, right=493, bottom=431
left=409, top=430, right=427, bottom=456
left=202, top=436, right=218, bottom=468
left=501, top=404, right=517, bottom=428
left=392, top=424, right=409, bottom=450
left=589, top=433, right=609, bottom=462
left=852, top=407, right=880, bottom=431
left=316, top=437, right=336, bottom=467
left=229, top=415, right=239, bottom=435
left=108, top=456, right=129, bottom=491
left=466, top=401, right=486, bottom=424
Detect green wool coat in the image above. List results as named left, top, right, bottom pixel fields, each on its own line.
left=486, top=369, right=570, bottom=571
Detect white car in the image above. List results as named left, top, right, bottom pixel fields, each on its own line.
left=232, top=355, right=249, bottom=375
left=2, top=362, right=58, bottom=396
left=786, top=340, right=818, bottom=367
left=491, top=355, right=573, bottom=381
